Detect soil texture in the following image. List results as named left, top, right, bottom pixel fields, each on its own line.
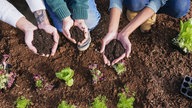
left=32, top=29, right=54, bottom=55
left=105, top=39, right=125, bottom=62
left=70, top=26, right=84, bottom=43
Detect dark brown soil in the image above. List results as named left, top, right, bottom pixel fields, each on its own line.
left=105, top=39, right=125, bottom=62
left=32, top=29, right=54, bottom=55
left=0, top=0, right=192, bottom=108
left=70, top=26, right=84, bottom=43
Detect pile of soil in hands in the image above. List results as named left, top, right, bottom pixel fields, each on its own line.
left=105, top=39, right=125, bottom=62
left=70, top=26, right=84, bottom=43
left=32, top=29, right=54, bottom=55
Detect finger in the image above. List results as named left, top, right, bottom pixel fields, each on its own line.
left=51, top=42, right=58, bottom=56
left=62, top=29, right=76, bottom=44
left=112, top=53, right=126, bottom=65
left=100, top=40, right=106, bottom=53
left=125, top=43, right=131, bottom=58
left=103, top=53, right=110, bottom=65
left=27, top=44, right=37, bottom=54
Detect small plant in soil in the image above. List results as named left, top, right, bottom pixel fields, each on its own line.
left=0, top=54, right=16, bottom=91
left=33, top=75, right=54, bottom=90
left=117, top=88, right=135, bottom=108
left=15, top=96, right=31, bottom=108
left=32, top=29, right=54, bottom=55
left=91, top=95, right=107, bottom=108
left=56, top=67, right=74, bottom=86
left=113, top=61, right=126, bottom=75
left=58, top=100, right=76, bottom=108
left=105, top=39, right=125, bottom=62
left=172, top=18, right=192, bottom=53
left=88, top=64, right=104, bottom=84
left=70, top=26, right=84, bottom=43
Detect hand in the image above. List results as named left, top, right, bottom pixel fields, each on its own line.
left=74, top=19, right=89, bottom=46
left=62, top=16, right=76, bottom=44
left=111, top=33, right=131, bottom=65
left=100, top=32, right=118, bottom=66
left=38, top=24, right=60, bottom=56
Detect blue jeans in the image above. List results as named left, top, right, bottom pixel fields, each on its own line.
left=124, top=0, right=190, bottom=18
left=44, top=0, right=101, bottom=32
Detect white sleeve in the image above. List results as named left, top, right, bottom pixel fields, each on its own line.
left=26, top=0, right=46, bottom=12
left=0, top=0, right=24, bottom=27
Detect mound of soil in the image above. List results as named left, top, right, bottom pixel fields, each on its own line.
left=70, top=26, right=84, bottom=43
left=105, top=39, right=125, bottom=62
left=32, top=29, right=54, bottom=55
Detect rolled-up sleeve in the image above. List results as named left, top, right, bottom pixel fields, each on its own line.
left=0, top=0, right=24, bottom=27
left=109, top=0, right=123, bottom=11
left=147, top=0, right=168, bottom=13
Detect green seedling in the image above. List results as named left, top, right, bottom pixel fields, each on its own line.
left=15, top=96, right=31, bottom=108
left=36, top=80, right=43, bottom=88
left=173, top=18, right=192, bottom=53
left=117, top=88, right=135, bottom=108
left=91, top=95, right=107, bottom=108
left=89, top=64, right=104, bottom=84
left=58, top=100, right=76, bottom=108
left=113, top=62, right=126, bottom=75
left=56, top=67, right=74, bottom=86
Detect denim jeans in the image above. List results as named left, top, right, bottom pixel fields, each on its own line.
left=124, top=0, right=190, bottom=18
left=44, top=0, right=101, bottom=32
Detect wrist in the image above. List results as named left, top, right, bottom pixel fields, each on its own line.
left=16, top=17, right=37, bottom=32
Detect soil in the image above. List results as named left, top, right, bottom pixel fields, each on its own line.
left=0, top=0, right=192, bottom=108
left=32, top=29, right=54, bottom=55
left=105, top=39, right=125, bottom=62
left=70, top=26, right=84, bottom=43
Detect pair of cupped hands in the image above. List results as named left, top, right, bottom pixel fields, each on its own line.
left=24, top=16, right=89, bottom=57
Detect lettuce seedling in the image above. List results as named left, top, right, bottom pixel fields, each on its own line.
left=58, top=100, right=76, bottom=108
left=56, top=67, right=74, bottom=86
left=89, top=64, right=104, bottom=84
left=91, top=95, right=107, bottom=108
left=33, top=75, right=43, bottom=88
left=113, top=62, right=126, bottom=75
left=15, top=96, right=31, bottom=108
left=117, top=88, right=135, bottom=108
left=173, top=18, right=192, bottom=53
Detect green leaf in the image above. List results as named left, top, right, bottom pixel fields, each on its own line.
left=35, top=80, right=43, bottom=88
left=117, top=93, right=135, bottom=108
left=15, top=96, right=31, bottom=108
left=58, top=101, right=76, bottom=108
left=113, top=63, right=126, bottom=75
left=66, top=79, right=74, bottom=87
left=91, top=95, right=107, bottom=108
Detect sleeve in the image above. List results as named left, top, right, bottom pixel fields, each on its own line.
left=25, top=0, right=46, bottom=12
left=0, top=0, right=24, bottom=27
left=45, top=0, right=71, bottom=21
left=147, top=0, right=168, bottom=13
left=69, top=0, right=88, bottom=19
left=109, top=0, right=123, bottom=11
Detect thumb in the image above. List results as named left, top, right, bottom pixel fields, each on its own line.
left=100, top=40, right=106, bottom=53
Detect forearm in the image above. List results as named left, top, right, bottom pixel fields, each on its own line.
left=121, top=7, right=155, bottom=36
left=108, top=8, right=122, bottom=33
left=34, top=9, right=50, bottom=26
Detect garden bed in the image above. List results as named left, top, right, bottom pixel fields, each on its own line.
left=0, top=0, right=192, bottom=107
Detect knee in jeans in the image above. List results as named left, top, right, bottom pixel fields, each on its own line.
left=124, top=0, right=148, bottom=11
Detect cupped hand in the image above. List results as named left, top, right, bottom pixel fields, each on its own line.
left=100, top=32, right=118, bottom=66
left=38, top=24, right=60, bottom=56
left=111, top=33, right=131, bottom=65
left=62, top=16, right=76, bottom=44
left=74, top=19, right=89, bottom=46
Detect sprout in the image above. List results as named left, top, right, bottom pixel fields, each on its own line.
left=89, top=64, right=104, bottom=84
left=113, top=62, right=126, bottom=75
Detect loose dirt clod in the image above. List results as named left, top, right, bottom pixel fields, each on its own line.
left=32, top=29, right=54, bottom=55
left=105, top=39, right=125, bottom=62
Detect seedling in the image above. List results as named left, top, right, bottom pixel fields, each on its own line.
left=15, top=96, right=31, bottom=108
left=89, top=64, right=104, bottom=84
left=56, top=67, right=74, bottom=86
left=113, top=61, right=126, bottom=75
left=33, top=75, right=43, bottom=88
left=91, top=95, right=107, bottom=108
left=117, top=87, right=135, bottom=108
left=0, top=54, right=16, bottom=91
left=58, top=100, right=76, bottom=108
left=172, top=18, right=192, bottom=53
